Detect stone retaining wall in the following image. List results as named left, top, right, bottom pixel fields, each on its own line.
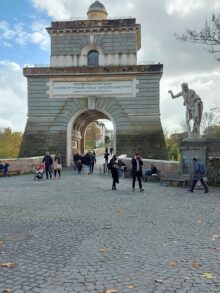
left=0, top=148, right=106, bottom=174
left=121, top=157, right=180, bottom=177
left=0, top=157, right=44, bottom=174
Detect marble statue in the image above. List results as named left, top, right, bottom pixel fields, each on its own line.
left=168, top=82, right=203, bottom=137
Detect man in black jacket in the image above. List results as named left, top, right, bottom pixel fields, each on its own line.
left=73, top=152, right=81, bottom=170
left=42, top=151, right=53, bottom=179
left=131, top=153, right=144, bottom=192
left=83, top=153, right=91, bottom=174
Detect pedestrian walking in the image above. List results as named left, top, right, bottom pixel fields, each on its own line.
left=104, top=151, right=110, bottom=164
left=89, top=151, right=96, bottom=174
left=188, top=158, right=209, bottom=193
left=42, top=151, right=53, bottom=179
left=54, top=153, right=62, bottom=179
left=83, top=152, right=91, bottom=174
left=76, top=159, right=83, bottom=175
left=110, top=147, right=114, bottom=156
left=131, top=153, right=144, bottom=192
left=108, top=155, right=119, bottom=190
left=73, top=152, right=81, bottom=170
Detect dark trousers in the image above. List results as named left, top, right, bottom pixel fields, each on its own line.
left=133, top=171, right=142, bottom=189
left=90, top=163, right=94, bottom=173
left=54, top=169, right=61, bottom=178
left=112, top=179, right=117, bottom=189
left=45, top=165, right=52, bottom=179
left=190, top=179, right=209, bottom=192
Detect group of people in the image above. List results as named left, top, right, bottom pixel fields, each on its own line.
left=73, top=151, right=96, bottom=175
left=0, top=161, right=9, bottom=177
left=108, top=153, right=209, bottom=194
left=108, top=153, right=145, bottom=191
left=40, top=152, right=62, bottom=179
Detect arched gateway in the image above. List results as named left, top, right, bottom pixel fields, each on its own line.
left=20, top=1, right=167, bottom=165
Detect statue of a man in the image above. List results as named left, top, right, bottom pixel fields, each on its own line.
left=168, top=83, right=203, bottom=136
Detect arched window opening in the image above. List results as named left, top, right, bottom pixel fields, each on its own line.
left=88, top=50, right=99, bottom=66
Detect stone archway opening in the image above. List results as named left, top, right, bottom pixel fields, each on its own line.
left=67, top=109, right=115, bottom=166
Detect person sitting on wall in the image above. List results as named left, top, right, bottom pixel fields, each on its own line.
left=0, top=161, right=4, bottom=175
left=0, top=161, right=9, bottom=177
left=144, top=164, right=158, bottom=181
left=4, top=161, right=9, bottom=177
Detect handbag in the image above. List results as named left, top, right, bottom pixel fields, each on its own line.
left=56, top=163, right=62, bottom=170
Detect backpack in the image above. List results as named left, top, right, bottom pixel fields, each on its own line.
left=198, top=162, right=205, bottom=175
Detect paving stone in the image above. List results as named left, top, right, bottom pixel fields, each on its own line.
left=0, top=166, right=219, bottom=292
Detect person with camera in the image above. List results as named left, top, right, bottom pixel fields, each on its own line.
left=131, top=153, right=144, bottom=192
left=108, top=155, right=119, bottom=190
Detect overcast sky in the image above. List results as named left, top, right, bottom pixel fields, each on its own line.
left=0, top=0, right=220, bottom=132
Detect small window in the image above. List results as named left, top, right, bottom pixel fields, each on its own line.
left=88, top=50, right=99, bottom=66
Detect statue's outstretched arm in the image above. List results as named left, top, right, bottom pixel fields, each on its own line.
left=168, top=90, right=182, bottom=99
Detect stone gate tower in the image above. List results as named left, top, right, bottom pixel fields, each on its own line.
left=20, top=1, right=167, bottom=165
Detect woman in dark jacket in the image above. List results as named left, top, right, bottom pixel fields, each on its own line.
left=54, top=153, right=62, bottom=179
left=131, top=153, right=144, bottom=192
left=109, top=155, right=119, bottom=190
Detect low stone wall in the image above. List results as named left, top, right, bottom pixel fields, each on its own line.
left=0, top=157, right=44, bottom=174
left=94, top=148, right=105, bottom=156
left=121, top=157, right=180, bottom=177
left=1, top=148, right=106, bottom=174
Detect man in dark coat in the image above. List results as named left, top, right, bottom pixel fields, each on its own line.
left=73, top=152, right=81, bottom=170
left=83, top=153, right=91, bottom=174
left=104, top=151, right=110, bottom=164
left=42, top=151, right=53, bottom=179
left=189, top=158, right=209, bottom=193
left=131, top=153, right=144, bottom=192
left=109, top=155, right=119, bottom=190
left=89, top=152, right=96, bottom=174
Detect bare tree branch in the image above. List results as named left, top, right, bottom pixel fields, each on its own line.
left=175, top=14, right=220, bottom=60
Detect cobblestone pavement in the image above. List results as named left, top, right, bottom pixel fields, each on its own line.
left=0, top=168, right=220, bottom=293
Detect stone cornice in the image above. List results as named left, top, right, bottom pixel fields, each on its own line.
left=47, top=18, right=139, bottom=31
left=46, top=19, right=141, bottom=50
left=23, top=65, right=163, bottom=78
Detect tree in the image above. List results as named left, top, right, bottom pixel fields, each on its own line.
left=203, top=125, right=220, bottom=139
left=200, top=111, right=219, bottom=133
left=164, top=129, right=185, bottom=161
left=85, top=122, right=103, bottom=150
left=176, top=14, right=220, bottom=60
left=0, top=128, right=23, bottom=158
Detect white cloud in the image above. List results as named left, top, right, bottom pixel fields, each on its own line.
left=166, top=0, right=204, bottom=16
left=0, top=20, right=49, bottom=51
left=0, top=61, right=27, bottom=132
left=2, top=0, right=218, bottom=133
left=30, top=0, right=91, bottom=20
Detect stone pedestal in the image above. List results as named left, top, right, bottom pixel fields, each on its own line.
left=180, top=139, right=207, bottom=175
left=180, top=138, right=220, bottom=175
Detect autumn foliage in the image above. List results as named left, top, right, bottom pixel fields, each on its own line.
left=0, top=128, right=23, bottom=158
